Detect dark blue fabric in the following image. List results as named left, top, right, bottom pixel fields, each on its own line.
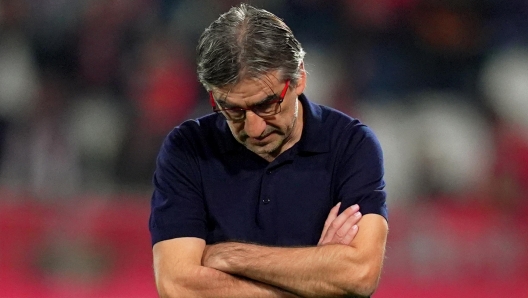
left=149, top=94, right=388, bottom=246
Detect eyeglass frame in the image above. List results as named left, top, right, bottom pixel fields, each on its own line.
left=209, top=80, right=291, bottom=121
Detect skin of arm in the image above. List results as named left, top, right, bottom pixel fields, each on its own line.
left=153, top=237, right=301, bottom=298
left=152, top=203, right=363, bottom=298
left=202, top=213, right=388, bottom=298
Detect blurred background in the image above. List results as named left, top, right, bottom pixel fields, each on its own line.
left=0, top=0, right=527, bottom=297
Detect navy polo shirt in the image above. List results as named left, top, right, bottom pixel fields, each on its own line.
left=149, top=94, right=387, bottom=247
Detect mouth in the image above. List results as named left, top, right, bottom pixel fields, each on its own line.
left=248, top=132, right=275, bottom=144
left=256, top=132, right=273, bottom=140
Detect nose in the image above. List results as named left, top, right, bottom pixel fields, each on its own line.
left=243, top=111, right=267, bottom=138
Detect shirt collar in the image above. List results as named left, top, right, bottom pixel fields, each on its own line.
left=297, top=93, right=330, bottom=153
left=216, top=93, right=330, bottom=154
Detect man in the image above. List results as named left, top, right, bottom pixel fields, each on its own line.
left=149, top=4, right=388, bottom=298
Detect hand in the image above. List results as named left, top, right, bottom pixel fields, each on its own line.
left=318, top=203, right=362, bottom=246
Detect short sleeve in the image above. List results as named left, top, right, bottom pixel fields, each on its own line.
left=149, top=127, right=207, bottom=246
left=336, top=124, right=388, bottom=221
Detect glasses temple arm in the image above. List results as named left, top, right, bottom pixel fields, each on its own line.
left=209, top=92, right=218, bottom=111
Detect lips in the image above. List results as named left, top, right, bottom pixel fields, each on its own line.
left=240, top=129, right=280, bottom=143
left=256, top=133, right=272, bottom=141
left=247, top=133, right=274, bottom=144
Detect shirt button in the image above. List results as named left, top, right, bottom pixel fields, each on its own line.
left=262, top=198, right=271, bottom=204
left=266, top=170, right=272, bottom=174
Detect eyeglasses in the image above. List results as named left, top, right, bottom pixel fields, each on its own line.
left=209, top=80, right=290, bottom=122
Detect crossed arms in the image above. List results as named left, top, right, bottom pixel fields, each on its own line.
left=153, top=203, right=388, bottom=298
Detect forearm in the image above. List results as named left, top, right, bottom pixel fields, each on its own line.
left=203, top=243, right=380, bottom=298
left=157, top=264, right=300, bottom=298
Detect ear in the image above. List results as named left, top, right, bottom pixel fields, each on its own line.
left=294, top=62, right=307, bottom=95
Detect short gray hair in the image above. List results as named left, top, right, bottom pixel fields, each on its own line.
left=197, top=3, right=305, bottom=90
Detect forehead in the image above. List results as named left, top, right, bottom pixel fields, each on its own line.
left=213, top=73, right=283, bottom=106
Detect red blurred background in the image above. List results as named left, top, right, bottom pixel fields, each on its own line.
left=1, top=0, right=527, bottom=297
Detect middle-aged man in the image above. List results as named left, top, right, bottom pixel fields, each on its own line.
left=149, top=4, right=388, bottom=297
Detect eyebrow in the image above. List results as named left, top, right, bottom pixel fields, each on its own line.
left=216, top=94, right=278, bottom=109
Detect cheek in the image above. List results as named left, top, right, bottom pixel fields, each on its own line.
left=278, top=105, right=296, bottom=128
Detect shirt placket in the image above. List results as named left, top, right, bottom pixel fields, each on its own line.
left=256, top=164, right=277, bottom=241
left=256, top=148, right=297, bottom=243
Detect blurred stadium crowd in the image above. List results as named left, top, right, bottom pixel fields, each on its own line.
left=1, top=0, right=527, bottom=297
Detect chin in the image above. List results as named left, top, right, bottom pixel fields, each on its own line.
left=246, top=140, right=282, bottom=156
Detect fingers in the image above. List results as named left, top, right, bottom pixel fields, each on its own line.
left=319, top=204, right=361, bottom=245
left=318, top=202, right=341, bottom=244
left=336, top=219, right=359, bottom=245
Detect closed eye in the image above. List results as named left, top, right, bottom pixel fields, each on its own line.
left=252, top=95, right=280, bottom=108
left=218, top=94, right=278, bottom=111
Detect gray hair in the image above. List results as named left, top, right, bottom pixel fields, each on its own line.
left=197, top=3, right=305, bottom=90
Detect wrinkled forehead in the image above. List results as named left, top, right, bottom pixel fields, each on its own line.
left=212, top=72, right=283, bottom=105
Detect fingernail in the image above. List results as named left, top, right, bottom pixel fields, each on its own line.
left=354, top=212, right=361, bottom=217
left=352, top=225, right=358, bottom=230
